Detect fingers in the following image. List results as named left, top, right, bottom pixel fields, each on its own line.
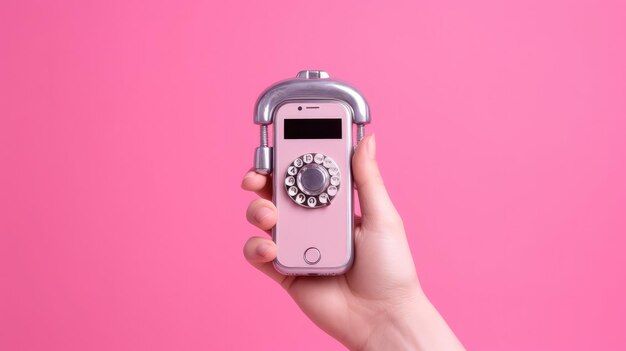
left=352, top=135, right=401, bottom=228
left=243, top=236, right=285, bottom=284
left=241, top=169, right=272, bottom=200
left=243, top=236, right=277, bottom=263
left=246, top=198, right=277, bottom=231
left=242, top=175, right=285, bottom=285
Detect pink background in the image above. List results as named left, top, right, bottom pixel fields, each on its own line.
left=1, top=0, right=625, bottom=350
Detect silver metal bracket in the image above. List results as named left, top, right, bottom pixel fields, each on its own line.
left=253, top=70, right=370, bottom=174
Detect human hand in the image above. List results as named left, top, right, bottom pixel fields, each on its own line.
left=242, top=135, right=464, bottom=351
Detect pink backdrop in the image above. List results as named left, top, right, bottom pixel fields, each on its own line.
left=1, top=0, right=625, bottom=350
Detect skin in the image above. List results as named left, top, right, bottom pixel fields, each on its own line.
left=242, top=135, right=465, bottom=351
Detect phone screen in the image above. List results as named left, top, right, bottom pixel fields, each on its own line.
left=284, top=118, right=342, bottom=139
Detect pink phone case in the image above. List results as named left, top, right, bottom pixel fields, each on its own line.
left=252, top=70, right=370, bottom=275
left=272, top=101, right=354, bottom=275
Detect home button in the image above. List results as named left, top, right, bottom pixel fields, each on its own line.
left=304, top=247, right=321, bottom=265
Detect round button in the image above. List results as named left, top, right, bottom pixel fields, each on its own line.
left=327, top=185, right=338, bottom=196
left=297, top=164, right=329, bottom=196
left=307, top=197, right=317, bottom=207
left=285, top=176, right=295, bottom=186
left=303, top=154, right=313, bottom=163
left=304, top=247, right=321, bottom=265
left=288, top=186, right=298, bottom=196
left=323, top=157, right=335, bottom=168
left=314, top=154, right=324, bottom=164
left=296, top=193, right=306, bottom=204
left=318, top=193, right=328, bottom=204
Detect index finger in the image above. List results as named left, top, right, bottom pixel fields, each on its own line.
left=241, top=168, right=273, bottom=200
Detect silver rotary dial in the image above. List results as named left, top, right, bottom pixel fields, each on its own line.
left=284, top=153, right=341, bottom=208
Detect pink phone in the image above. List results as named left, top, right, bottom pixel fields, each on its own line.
left=253, top=70, right=370, bottom=275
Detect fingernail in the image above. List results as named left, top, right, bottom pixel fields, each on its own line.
left=256, top=243, right=272, bottom=257
left=253, top=206, right=273, bottom=223
left=367, top=134, right=376, bottom=160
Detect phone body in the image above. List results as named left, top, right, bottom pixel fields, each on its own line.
left=253, top=70, right=370, bottom=275
left=272, top=101, right=354, bottom=275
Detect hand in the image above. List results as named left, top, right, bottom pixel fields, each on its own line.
left=242, top=135, right=465, bottom=351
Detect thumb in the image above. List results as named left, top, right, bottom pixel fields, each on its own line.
left=352, top=135, right=400, bottom=226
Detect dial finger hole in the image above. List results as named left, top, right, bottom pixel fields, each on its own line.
left=323, top=157, right=335, bottom=168
left=296, top=193, right=306, bottom=203
left=327, top=186, right=338, bottom=196
left=319, top=193, right=329, bottom=204
left=288, top=186, right=298, bottom=196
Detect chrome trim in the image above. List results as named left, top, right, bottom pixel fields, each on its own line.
left=254, top=70, right=371, bottom=126
left=254, top=146, right=272, bottom=175
left=296, top=164, right=329, bottom=196
left=296, top=70, right=329, bottom=79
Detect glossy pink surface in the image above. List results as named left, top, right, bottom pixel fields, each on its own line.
left=1, top=0, right=625, bottom=350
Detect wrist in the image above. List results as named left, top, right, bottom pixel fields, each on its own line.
left=358, top=291, right=464, bottom=351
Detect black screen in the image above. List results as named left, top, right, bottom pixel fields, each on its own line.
left=284, top=118, right=342, bottom=139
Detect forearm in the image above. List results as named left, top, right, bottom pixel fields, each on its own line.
left=359, top=292, right=465, bottom=351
